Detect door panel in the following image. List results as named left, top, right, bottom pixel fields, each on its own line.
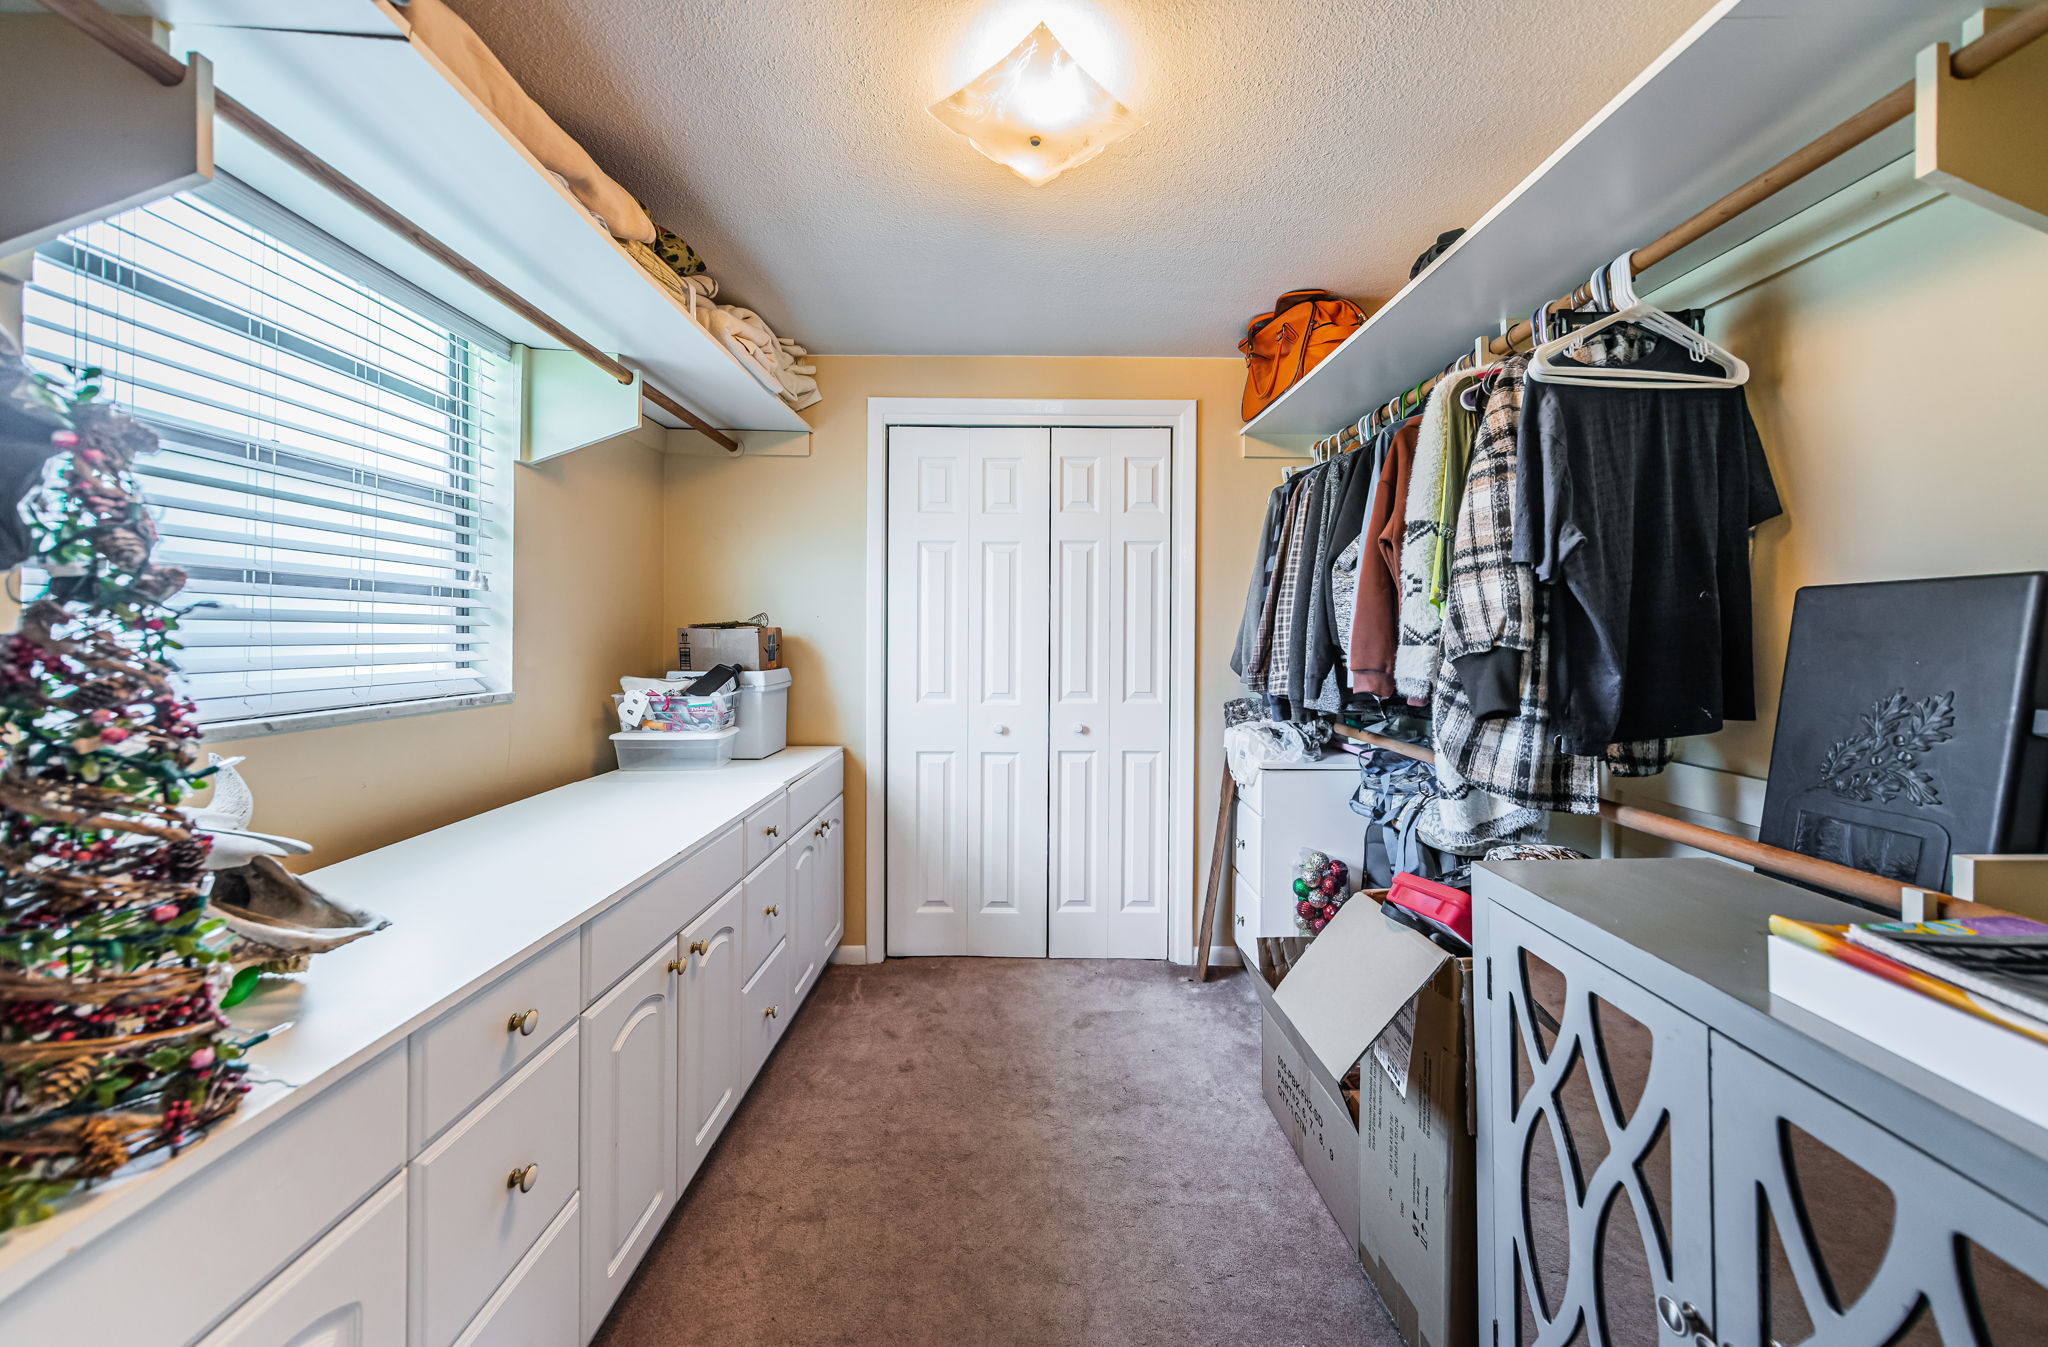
left=1047, top=426, right=1172, bottom=959
left=886, top=425, right=1050, bottom=957
left=1710, top=1037, right=2048, bottom=1347
left=788, top=818, right=823, bottom=1002
left=1476, top=904, right=1713, bottom=1347
left=580, top=945, right=677, bottom=1338
left=680, top=884, right=741, bottom=1187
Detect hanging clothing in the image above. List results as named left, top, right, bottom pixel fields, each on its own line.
left=1349, top=417, right=1420, bottom=697
left=1514, top=328, right=1782, bottom=753
left=1421, top=356, right=1669, bottom=853
left=1304, top=451, right=1377, bottom=713
left=1395, top=373, right=1480, bottom=700
left=1230, top=481, right=1292, bottom=683
left=1266, top=466, right=1328, bottom=711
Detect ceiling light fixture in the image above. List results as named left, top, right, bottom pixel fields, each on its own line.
left=928, top=22, right=1142, bottom=186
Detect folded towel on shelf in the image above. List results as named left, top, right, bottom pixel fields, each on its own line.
left=402, top=0, right=656, bottom=244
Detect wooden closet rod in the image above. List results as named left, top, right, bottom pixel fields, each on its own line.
left=1327, top=724, right=1968, bottom=916
left=1342, top=3, right=2048, bottom=436
left=34, top=0, right=745, bottom=455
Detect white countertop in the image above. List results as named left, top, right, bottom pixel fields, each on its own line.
left=0, top=747, right=841, bottom=1299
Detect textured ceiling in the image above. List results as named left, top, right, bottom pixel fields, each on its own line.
left=448, top=0, right=1722, bottom=357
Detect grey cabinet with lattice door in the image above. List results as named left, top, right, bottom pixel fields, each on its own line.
left=1475, top=860, right=2048, bottom=1347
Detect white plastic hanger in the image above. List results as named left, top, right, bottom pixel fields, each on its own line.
left=1526, top=252, right=1749, bottom=388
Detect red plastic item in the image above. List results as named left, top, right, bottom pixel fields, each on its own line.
left=1385, top=872, right=1473, bottom=945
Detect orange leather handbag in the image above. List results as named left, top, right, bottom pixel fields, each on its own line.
left=1238, top=289, right=1367, bottom=420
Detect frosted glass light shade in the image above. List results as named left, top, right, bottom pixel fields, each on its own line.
left=928, top=24, right=1143, bottom=186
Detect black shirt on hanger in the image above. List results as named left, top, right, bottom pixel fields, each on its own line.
left=1513, top=330, right=1782, bottom=754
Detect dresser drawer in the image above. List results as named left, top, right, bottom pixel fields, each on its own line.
left=786, top=755, right=842, bottom=834
left=741, top=846, right=790, bottom=982
left=584, top=822, right=743, bottom=999
left=195, top=1173, right=407, bottom=1347
left=742, top=790, right=789, bottom=872
left=411, top=1025, right=581, bottom=1347
left=1232, top=865, right=1261, bottom=962
left=1232, top=801, right=1262, bottom=887
left=449, top=1194, right=580, bottom=1347
left=1236, top=769, right=1264, bottom=818
left=412, top=933, right=580, bottom=1147
left=0, top=1046, right=405, bottom=1347
left=739, top=938, right=791, bottom=1089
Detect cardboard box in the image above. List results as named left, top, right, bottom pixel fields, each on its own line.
left=677, top=624, right=781, bottom=670
left=1261, top=1005, right=1361, bottom=1248
left=1254, top=898, right=1477, bottom=1347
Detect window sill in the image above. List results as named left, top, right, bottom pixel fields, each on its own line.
left=202, top=691, right=514, bottom=743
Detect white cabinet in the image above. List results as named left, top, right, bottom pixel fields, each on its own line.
left=411, top=1025, right=580, bottom=1347
left=452, top=1196, right=581, bottom=1347
left=679, top=883, right=743, bottom=1187
left=195, top=1174, right=407, bottom=1347
left=0, top=751, right=848, bottom=1347
left=1232, top=757, right=1364, bottom=940
left=788, top=814, right=825, bottom=1002
left=740, top=939, right=792, bottom=1089
left=820, top=796, right=845, bottom=960
left=794, top=796, right=846, bottom=1002
left=579, top=944, right=678, bottom=1338
left=740, top=846, right=790, bottom=983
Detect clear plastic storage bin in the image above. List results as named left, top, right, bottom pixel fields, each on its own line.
left=610, top=727, right=739, bottom=771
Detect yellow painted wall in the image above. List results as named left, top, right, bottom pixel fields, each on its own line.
left=1683, top=192, right=2048, bottom=780
left=227, top=433, right=670, bottom=863
left=661, top=355, right=1268, bottom=952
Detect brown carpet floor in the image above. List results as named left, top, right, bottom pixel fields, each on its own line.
left=595, top=958, right=1401, bottom=1347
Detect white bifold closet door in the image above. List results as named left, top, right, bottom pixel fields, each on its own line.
left=885, top=424, right=1171, bottom=960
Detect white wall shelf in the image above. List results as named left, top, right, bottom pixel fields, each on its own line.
left=137, top=1, right=809, bottom=435
left=1241, top=0, right=1982, bottom=444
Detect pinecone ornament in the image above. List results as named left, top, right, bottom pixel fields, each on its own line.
left=28, top=1057, right=95, bottom=1107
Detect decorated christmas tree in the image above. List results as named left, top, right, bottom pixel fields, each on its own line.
left=0, top=345, right=245, bottom=1231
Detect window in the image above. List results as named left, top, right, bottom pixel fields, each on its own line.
left=21, top=186, right=512, bottom=732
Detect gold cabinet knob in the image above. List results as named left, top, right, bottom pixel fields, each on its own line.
left=689, top=939, right=710, bottom=956
left=667, top=959, right=685, bottom=974
left=814, top=826, right=825, bottom=837
left=764, top=825, right=779, bottom=837
left=507, top=1163, right=540, bottom=1194
left=764, top=1006, right=779, bottom=1020
left=507, top=1008, right=540, bottom=1037
left=763, top=905, right=779, bottom=916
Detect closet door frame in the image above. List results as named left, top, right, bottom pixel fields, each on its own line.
left=864, top=398, right=1200, bottom=965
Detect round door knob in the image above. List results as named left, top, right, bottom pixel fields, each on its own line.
left=667, top=959, right=685, bottom=974
left=764, top=1006, right=779, bottom=1020
left=764, top=905, right=779, bottom=916
left=1073, top=724, right=1090, bottom=736
left=815, top=825, right=826, bottom=837
left=507, top=1163, right=540, bottom=1194
left=689, top=939, right=710, bottom=956
left=993, top=723, right=1010, bottom=735
left=507, top=1008, right=540, bottom=1037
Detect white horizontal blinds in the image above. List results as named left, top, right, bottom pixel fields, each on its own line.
left=21, top=191, right=507, bottom=725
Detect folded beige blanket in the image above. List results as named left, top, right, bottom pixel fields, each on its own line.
left=402, top=0, right=655, bottom=244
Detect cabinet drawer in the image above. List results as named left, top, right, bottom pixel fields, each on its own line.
left=1236, top=769, right=1264, bottom=819
left=412, top=933, right=580, bottom=1147
left=584, top=823, right=743, bottom=999
left=787, top=755, right=842, bottom=834
left=742, top=791, right=789, bottom=872
left=740, top=939, right=792, bottom=1088
left=411, top=1025, right=581, bottom=1347
left=1232, top=865, right=1261, bottom=961
left=195, top=1173, right=407, bottom=1347
left=450, top=1194, right=580, bottom=1347
left=741, top=847, right=790, bottom=982
left=1232, top=801, right=1261, bottom=885
left=0, top=1046, right=405, bottom=1347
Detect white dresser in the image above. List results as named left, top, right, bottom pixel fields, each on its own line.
left=1231, top=754, right=1367, bottom=960
left=0, top=748, right=847, bottom=1347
